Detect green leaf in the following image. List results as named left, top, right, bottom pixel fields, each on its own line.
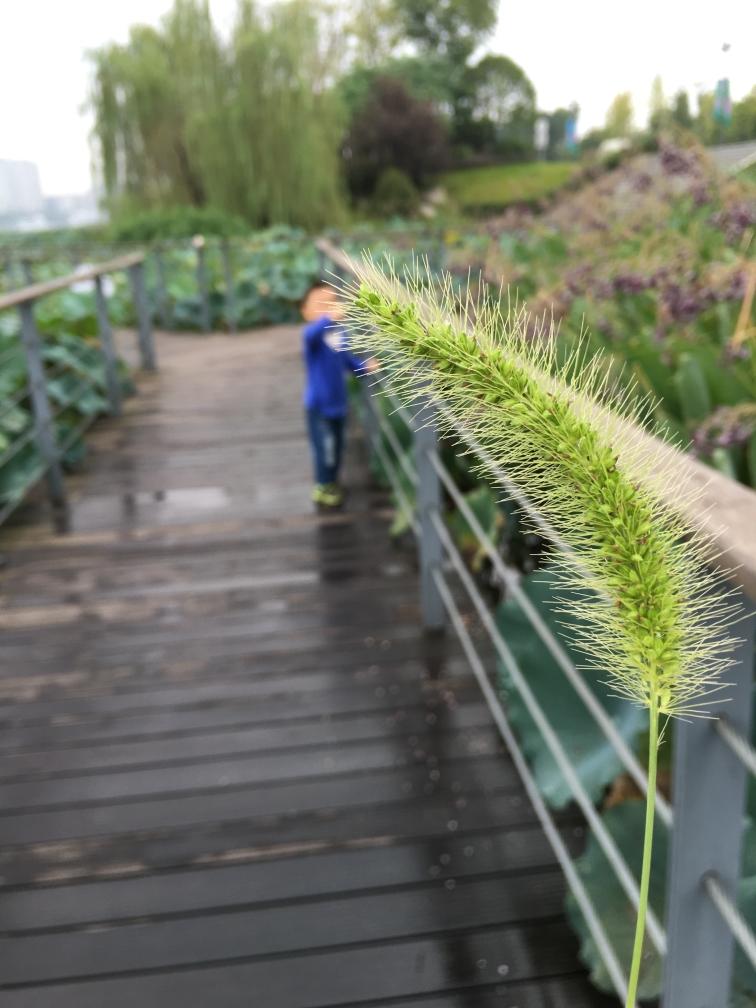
left=0, top=405, right=29, bottom=435
left=446, top=484, right=503, bottom=571
left=673, top=353, right=711, bottom=425
left=711, top=446, right=738, bottom=482
left=748, top=432, right=756, bottom=490
left=568, top=803, right=756, bottom=1003
left=0, top=443, right=45, bottom=503
left=566, top=802, right=667, bottom=999
left=495, top=568, right=646, bottom=808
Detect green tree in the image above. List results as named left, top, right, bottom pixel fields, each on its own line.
left=670, top=90, right=693, bottom=129
left=342, top=76, right=449, bottom=199
left=547, top=104, right=578, bottom=158
left=730, top=87, right=756, bottom=142
left=456, top=55, right=536, bottom=157
left=605, top=92, right=634, bottom=137
left=394, top=0, right=497, bottom=61
left=393, top=0, right=497, bottom=139
left=338, top=55, right=452, bottom=119
left=344, top=0, right=401, bottom=68
left=649, top=75, right=668, bottom=131
left=89, top=0, right=345, bottom=229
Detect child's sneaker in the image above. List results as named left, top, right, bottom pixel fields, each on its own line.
left=312, top=483, right=342, bottom=508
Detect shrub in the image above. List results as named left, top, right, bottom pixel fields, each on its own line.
left=343, top=76, right=449, bottom=199
left=371, top=168, right=420, bottom=218
left=109, top=206, right=250, bottom=243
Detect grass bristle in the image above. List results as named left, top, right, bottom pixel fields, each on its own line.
left=344, top=254, right=737, bottom=719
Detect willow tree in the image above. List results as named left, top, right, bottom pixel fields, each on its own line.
left=89, top=0, right=345, bottom=228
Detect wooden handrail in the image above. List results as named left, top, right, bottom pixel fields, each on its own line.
left=0, top=251, right=145, bottom=311
left=316, top=238, right=756, bottom=599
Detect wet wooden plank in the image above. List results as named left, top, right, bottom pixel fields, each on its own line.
left=0, top=829, right=562, bottom=932
left=0, top=756, right=520, bottom=846
left=0, top=873, right=570, bottom=985
left=0, top=922, right=595, bottom=1006
left=0, top=700, right=491, bottom=778
left=0, top=326, right=606, bottom=1006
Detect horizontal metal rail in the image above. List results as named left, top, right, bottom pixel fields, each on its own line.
left=0, top=385, right=30, bottom=421
left=715, top=714, right=756, bottom=777
left=0, top=344, right=23, bottom=370
left=704, top=873, right=756, bottom=970
left=57, top=412, right=98, bottom=457
left=0, top=424, right=39, bottom=469
left=427, top=446, right=672, bottom=828
left=322, top=236, right=756, bottom=1007
left=0, top=250, right=154, bottom=532
left=429, top=505, right=667, bottom=955
left=365, top=411, right=418, bottom=537
left=369, top=393, right=417, bottom=488
left=0, top=252, right=144, bottom=311
left=0, top=459, right=46, bottom=526
left=49, top=377, right=101, bottom=421
left=432, top=566, right=634, bottom=1005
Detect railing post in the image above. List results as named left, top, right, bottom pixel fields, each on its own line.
left=414, top=398, right=444, bottom=632
left=221, top=239, right=236, bottom=334
left=663, top=591, right=755, bottom=1008
left=359, top=380, right=380, bottom=464
left=93, top=275, right=122, bottom=416
left=17, top=300, right=68, bottom=530
left=128, top=261, right=156, bottom=371
left=193, top=235, right=211, bottom=333
left=20, top=258, right=33, bottom=285
left=153, top=247, right=170, bottom=329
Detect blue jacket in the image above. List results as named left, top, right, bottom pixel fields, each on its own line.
left=302, top=316, right=365, bottom=418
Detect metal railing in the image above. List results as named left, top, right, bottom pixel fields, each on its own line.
left=2, top=236, right=258, bottom=337
left=319, top=239, right=756, bottom=1008
left=0, top=253, right=155, bottom=530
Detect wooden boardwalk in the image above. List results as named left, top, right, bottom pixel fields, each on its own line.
left=0, top=328, right=613, bottom=1007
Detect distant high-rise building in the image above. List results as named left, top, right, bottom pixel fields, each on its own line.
left=0, top=160, right=43, bottom=217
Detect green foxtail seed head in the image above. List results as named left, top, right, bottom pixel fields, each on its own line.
left=344, top=255, right=737, bottom=719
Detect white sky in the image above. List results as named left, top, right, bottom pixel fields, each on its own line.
left=1, top=0, right=754, bottom=195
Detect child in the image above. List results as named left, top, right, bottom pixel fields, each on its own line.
left=300, top=284, right=373, bottom=508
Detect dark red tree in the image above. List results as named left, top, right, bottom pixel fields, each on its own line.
left=342, top=76, right=449, bottom=199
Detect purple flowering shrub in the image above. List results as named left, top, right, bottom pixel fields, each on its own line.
left=446, top=138, right=756, bottom=487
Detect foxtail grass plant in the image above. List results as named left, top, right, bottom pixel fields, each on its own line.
left=343, top=256, right=736, bottom=1007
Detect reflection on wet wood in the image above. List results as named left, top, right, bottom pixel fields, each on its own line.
left=0, top=327, right=613, bottom=1006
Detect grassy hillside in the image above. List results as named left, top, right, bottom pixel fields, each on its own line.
left=441, top=161, right=577, bottom=213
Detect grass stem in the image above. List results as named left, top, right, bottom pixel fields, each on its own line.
left=625, top=703, right=659, bottom=1007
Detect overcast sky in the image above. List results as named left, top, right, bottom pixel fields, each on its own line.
left=1, top=0, right=754, bottom=195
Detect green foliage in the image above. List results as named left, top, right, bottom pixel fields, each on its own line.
left=89, top=0, right=345, bottom=229
left=394, top=0, right=497, bottom=62
left=495, top=569, right=646, bottom=808
left=441, top=141, right=756, bottom=487
left=567, top=802, right=756, bottom=1003
left=371, top=168, right=420, bottom=218
left=110, top=206, right=249, bottom=242
left=605, top=92, right=634, bottom=137
left=349, top=260, right=733, bottom=720
left=338, top=57, right=453, bottom=117
left=566, top=802, right=668, bottom=998
left=154, top=227, right=320, bottom=330
left=0, top=294, right=131, bottom=509
left=455, top=55, right=536, bottom=159
left=344, top=76, right=449, bottom=200
left=446, top=484, right=503, bottom=570
left=442, top=162, right=577, bottom=212
left=673, top=353, right=711, bottom=424
left=696, top=85, right=756, bottom=146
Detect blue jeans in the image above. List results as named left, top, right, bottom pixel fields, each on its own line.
left=306, top=409, right=345, bottom=485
